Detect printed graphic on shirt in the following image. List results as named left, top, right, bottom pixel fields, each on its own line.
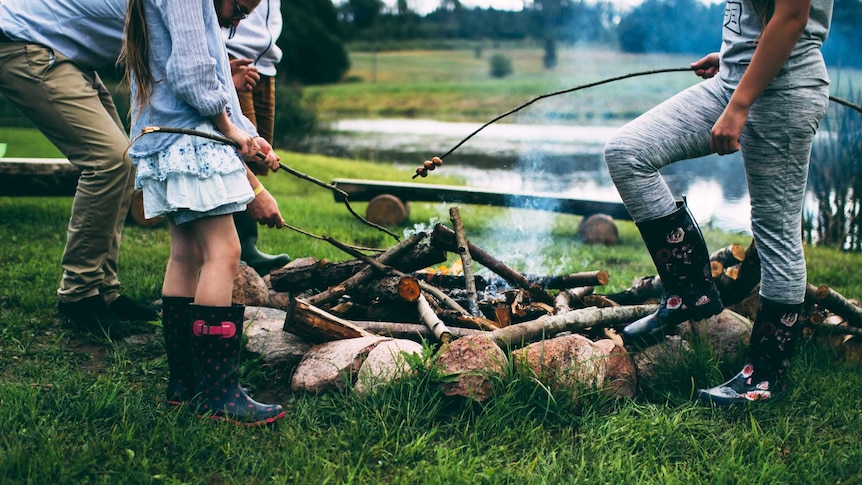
left=724, top=1, right=742, bottom=34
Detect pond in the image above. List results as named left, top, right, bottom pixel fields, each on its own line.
left=304, top=118, right=770, bottom=236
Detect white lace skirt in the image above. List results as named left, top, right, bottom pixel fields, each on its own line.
left=133, top=124, right=253, bottom=220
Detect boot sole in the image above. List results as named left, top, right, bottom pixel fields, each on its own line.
left=199, top=410, right=287, bottom=427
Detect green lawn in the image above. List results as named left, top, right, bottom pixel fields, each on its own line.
left=308, top=45, right=862, bottom=125
left=1, top=125, right=861, bottom=483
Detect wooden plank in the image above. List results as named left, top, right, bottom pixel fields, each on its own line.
left=332, top=178, right=632, bottom=220
left=0, top=158, right=79, bottom=196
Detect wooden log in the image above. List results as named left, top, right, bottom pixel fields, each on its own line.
left=603, top=275, right=663, bottom=305
left=417, top=293, right=452, bottom=343
left=489, top=304, right=657, bottom=349
left=304, top=232, right=426, bottom=308
left=710, top=260, right=724, bottom=279
left=331, top=178, right=633, bottom=220
left=554, top=286, right=594, bottom=314
left=714, top=239, right=761, bottom=306
left=0, top=157, right=79, bottom=196
left=430, top=223, right=555, bottom=305
left=710, top=243, right=746, bottom=268
left=808, top=284, right=862, bottom=327
left=351, top=320, right=484, bottom=341
left=365, top=193, right=410, bottom=226
left=324, top=233, right=472, bottom=316
left=360, top=275, right=421, bottom=302
left=536, top=271, right=609, bottom=289
left=128, top=188, right=167, bottom=227
left=271, top=243, right=446, bottom=293
left=439, top=311, right=500, bottom=331
left=449, top=206, right=480, bottom=316
left=284, top=298, right=376, bottom=343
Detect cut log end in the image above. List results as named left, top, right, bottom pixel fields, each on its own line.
left=365, top=194, right=410, bottom=226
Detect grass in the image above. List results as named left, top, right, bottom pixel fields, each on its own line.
left=2, top=126, right=862, bottom=483
left=308, top=45, right=862, bottom=126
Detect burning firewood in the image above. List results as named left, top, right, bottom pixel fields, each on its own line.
left=431, top=223, right=555, bottom=305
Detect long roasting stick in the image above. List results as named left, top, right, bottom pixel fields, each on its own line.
left=411, top=68, right=862, bottom=179
left=133, top=125, right=400, bottom=241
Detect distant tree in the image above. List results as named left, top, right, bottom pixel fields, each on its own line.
left=617, top=0, right=721, bottom=54
left=279, top=0, right=350, bottom=84
left=822, top=0, right=862, bottom=68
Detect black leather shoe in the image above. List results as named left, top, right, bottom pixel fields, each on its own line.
left=58, top=295, right=128, bottom=338
left=107, top=295, right=159, bottom=322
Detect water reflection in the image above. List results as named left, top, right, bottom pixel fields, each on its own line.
left=306, top=118, right=755, bottom=234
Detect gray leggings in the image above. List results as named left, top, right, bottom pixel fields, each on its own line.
left=604, top=77, right=828, bottom=304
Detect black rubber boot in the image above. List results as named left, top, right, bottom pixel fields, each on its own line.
left=621, top=203, right=723, bottom=348
left=161, top=296, right=195, bottom=405
left=698, top=298, right=803, bottom=406
left=189, top=304, right=285, bottom=426
left=234, top=210, right=290, bottom=276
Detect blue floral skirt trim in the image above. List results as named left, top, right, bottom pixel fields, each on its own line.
left=132, top=123, right=253, bottom=220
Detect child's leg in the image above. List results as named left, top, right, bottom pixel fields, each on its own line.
left=604, top=78, right=728, bottom=222
left=162, top=220, right=203, bottom=299
left=188, top=214, right=241, bottom=307
left=742, top=85, right=829, bottom=304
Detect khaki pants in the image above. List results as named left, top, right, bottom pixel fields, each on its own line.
left=0, top=42, right=134, bottom=303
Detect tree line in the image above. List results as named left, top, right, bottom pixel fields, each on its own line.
left=281, top=0, right=862, bottom=85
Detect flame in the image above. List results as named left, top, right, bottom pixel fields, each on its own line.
left=418, top=259, right=464, bottom=276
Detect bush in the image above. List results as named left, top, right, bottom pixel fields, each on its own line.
left=272, top=83, right=320, bottom=150
left=488, top=53, right=513, bottom=79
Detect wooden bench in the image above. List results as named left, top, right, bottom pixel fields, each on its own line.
left=331, top=178, right=632, bottom=225
left=0, top=157, right=162, bottom=226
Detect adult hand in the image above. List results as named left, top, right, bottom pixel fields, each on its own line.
left=246, top=188, right=285, bottom=228
left=691, top=52, right=720, bottom=79
left=711, top=102, right=749, bottom=155
left=229, top=58, right=259, bottom=92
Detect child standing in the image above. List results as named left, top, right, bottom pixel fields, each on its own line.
left=604, top=0, right=832, bottom=405
left=121, top=0, right=285, bottom=425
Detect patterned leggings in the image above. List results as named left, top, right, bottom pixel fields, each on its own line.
left=604, top=77, right=828, bottom=304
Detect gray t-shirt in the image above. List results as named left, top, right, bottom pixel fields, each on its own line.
left=719, top=0, right=832, bottom=89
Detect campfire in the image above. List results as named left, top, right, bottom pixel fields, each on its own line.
left=242, top=206, right=862, bottom=400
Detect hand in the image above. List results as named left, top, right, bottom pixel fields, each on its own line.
left=691, top=52, right=720, bottom=79
left=223, top=123, right=259, bottom=158
left=244, top=137, right=281, bottom=171
left=229, top=58, right=259, bottom=92
left=246, top=187, right=285, bottom=228
left=711, top=102, right=749, bottom=155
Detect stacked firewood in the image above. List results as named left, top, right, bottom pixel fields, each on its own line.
left=269, top=209, right=862, bottom=352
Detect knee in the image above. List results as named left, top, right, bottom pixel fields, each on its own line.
left=604, top=136, right=644, bottom=183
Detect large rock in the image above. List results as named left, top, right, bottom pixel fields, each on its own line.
left=244, top=306, right=311, bottom=373
left=233, top=263, right=269, bottom=307
left=354, top=339, right=425, bottom=395
left=291, top=336, right=388, bottom=394
left=512, top=334, right=637, bottom=399
left=433, top=334, right=507, bottom=401
left=632, top=335, right=692, bottom=389
left=678, top=308, right=752, bottom=365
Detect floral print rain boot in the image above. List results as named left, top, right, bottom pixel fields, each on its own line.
left=621, top=202, right=723, bottom=348
left=698, top=298, right=803, bottom=406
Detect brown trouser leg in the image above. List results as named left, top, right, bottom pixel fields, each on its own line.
left=0, top=43, right=134, bottom=303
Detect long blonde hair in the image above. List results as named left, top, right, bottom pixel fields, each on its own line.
left=118, top=0, right=153, bottom=111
